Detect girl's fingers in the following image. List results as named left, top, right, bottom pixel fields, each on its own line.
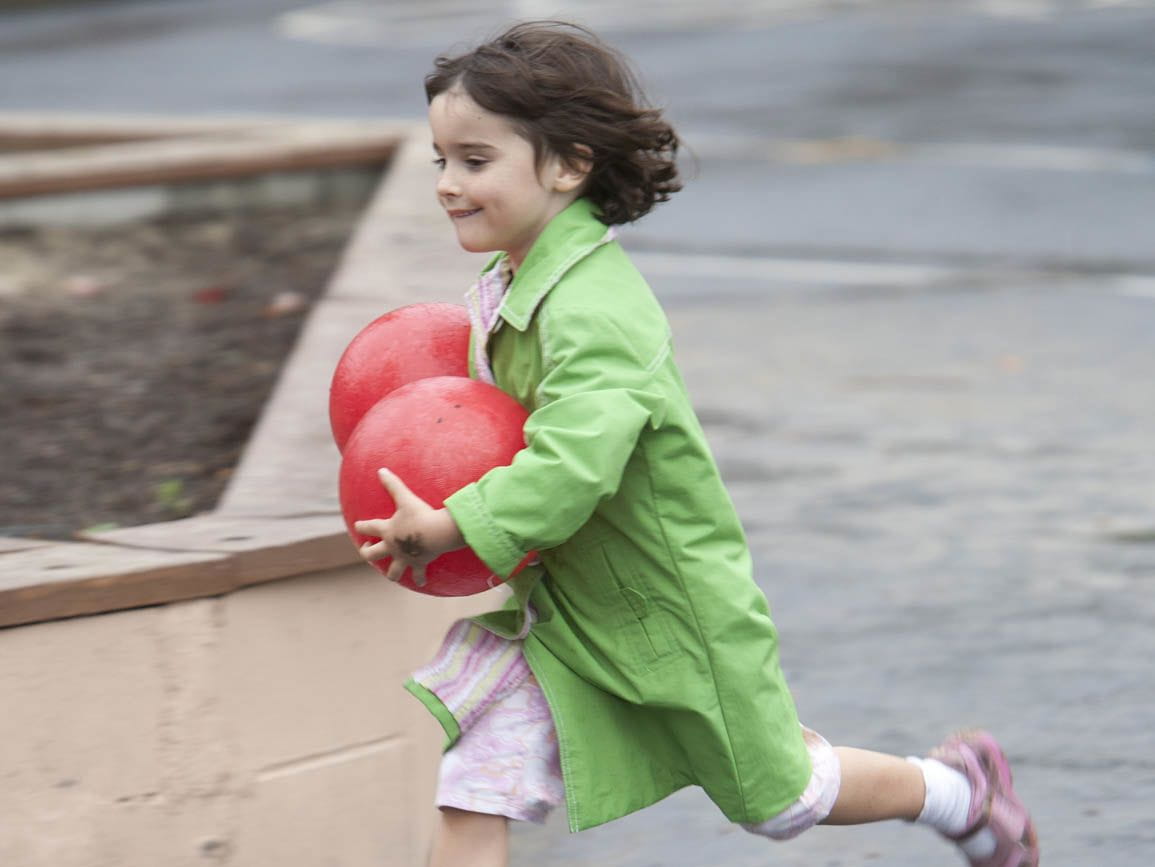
left=359, top=540, right=389, bottom=562
left=365, top=543, right=427, bottom=586
left=411, top=563, right=428, bottom=588
left=354, top=478, right=432, bottom=584
left=383, top=557, right=408, bottom=584
left=377, top=467, right=421, bottom=506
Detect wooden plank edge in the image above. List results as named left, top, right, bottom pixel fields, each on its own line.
left=0, top=528, right=365, bottom=629
left=0, top=140, right=400, bottom=199
left=0, top=547, right=236, bottom=629
left=0, top=113, right=414, bottom=141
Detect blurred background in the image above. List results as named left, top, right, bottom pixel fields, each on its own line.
left=2, top=0, right=1154, bottom=864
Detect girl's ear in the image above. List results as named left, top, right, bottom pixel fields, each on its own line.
left=553, top=144, right=593, bottom=193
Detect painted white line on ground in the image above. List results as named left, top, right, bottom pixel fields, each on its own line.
left=682, top=133, right=1155, bottom=175
left=977, top=0, right=1059, bottom=20
left=629, top=250, right=1155, bottom=296
left=274, top=0, right=1155, bottom=45
left=910, top=142, right=1155, bottom=174
left=1111, top=276, right=1155, bottom=298
left=628, top=251, right=962, bottom=286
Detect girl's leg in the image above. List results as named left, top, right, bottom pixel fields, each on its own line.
left=429, top=808, right=508, bottom=867
left=745, top=728, right=1037, bottom=867
left=819, top=733, right=1039, bottom=867
left=821, top=746, right=925, bottom=824
left=427, top=670, right=564, bottom=867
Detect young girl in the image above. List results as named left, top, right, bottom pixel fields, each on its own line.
left=354, top=21, right=1039, bottom=867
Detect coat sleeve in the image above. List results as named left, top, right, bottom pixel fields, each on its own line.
left=444, top=305, right=669, bottom=577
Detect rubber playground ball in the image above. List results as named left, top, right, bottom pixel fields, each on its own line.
left=339, top=376, right=530, bottom=596
left=329, top=302, right=470, bottom=451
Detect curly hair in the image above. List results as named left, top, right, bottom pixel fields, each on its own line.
left=425, top=21, right=682, bottom=226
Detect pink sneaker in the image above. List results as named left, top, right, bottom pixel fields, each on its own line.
left=930, top=730, right=1040, bottom=867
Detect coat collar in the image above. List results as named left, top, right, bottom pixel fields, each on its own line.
left=493, top=198, right=617, bottom=332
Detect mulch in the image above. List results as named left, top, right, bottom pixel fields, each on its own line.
left=0, top=203, right=362, bottom=540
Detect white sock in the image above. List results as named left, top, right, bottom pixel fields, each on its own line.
left=907, top=757, right=997, bottom=859
left=907, top=756, right=974, bottom=836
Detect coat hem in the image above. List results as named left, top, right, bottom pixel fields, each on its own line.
left=723, top=760, right=814, bottom=826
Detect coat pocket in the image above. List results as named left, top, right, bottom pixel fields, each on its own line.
left=598, top=547, right=678, bottom=673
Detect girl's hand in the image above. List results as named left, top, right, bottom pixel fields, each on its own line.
left=354, top=468, right=466, bottom=586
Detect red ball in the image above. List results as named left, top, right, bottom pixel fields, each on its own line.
left=329, top=302, right=470, bottom=451
left=339, top=376, right=529, bottom=596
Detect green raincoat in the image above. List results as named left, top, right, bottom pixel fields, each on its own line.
left=409, top=198, right=811, bottom=832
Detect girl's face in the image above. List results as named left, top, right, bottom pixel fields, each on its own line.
left=429, top=88, right=585, bottom=269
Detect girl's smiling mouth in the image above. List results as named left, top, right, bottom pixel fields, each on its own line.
left=448, top=208, right=481, bottom=219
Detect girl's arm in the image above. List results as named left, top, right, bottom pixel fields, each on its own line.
left=444, top=305, right=667, bottom=577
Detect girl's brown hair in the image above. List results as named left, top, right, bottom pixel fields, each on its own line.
left=425, top=21, right=682, bottom=226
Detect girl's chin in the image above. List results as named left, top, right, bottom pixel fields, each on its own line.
left=454, top=233, right=499, bottom=255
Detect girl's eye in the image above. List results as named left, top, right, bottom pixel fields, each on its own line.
left=432, top=157, right=446, bottom=169
left=464, top=158, right=489, bottom=170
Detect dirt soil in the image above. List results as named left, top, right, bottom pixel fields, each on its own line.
left=0, top=203, right=363, bottom=540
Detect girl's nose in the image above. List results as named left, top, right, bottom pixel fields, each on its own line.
left=436, top=168, right=460, bottom=199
